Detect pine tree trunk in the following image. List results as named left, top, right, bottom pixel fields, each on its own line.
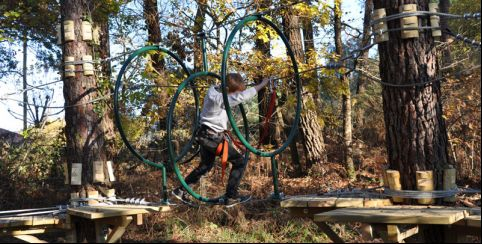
left=355, top=0, right=373, bottom=128
left=283, top=5, right=325, bottom=174
left=144, top=0, right=164, bottom=71
left=439, top=0, right=451, bottom=66
left=374, top=1, right=451, bottom=239
left=334, top=0, right=355, bottom=180
left=374, top=0, right=450, bottom=191
left=94, top=14, right=115, bottom=182
left=61, top=0, right=111, bottom=241
left=193, top=0, right=207, bottom=72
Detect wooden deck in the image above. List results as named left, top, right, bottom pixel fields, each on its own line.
left=281, top=196, right=481, bottom=243
left=314, top=207, right=467, bottom=225
left=67, top=204, right=170, bottom=219
left=0, top=204, right=171, bottom=243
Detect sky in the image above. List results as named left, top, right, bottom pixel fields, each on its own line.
left=0, top=0, right=364, bottom=133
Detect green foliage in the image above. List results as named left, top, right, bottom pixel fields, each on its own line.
left=0, top=0, right=60, bottom=76
left=0, top=120, right=65, bottom=190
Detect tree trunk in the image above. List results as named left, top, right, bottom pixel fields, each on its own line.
left=376, top=2, right=451, bottom=240
left=302, top=0, right=327, bottom=166
left=94, top=12, right=116, bottom=178
left=61, top=0, right=109, bottom=205
left=283, top=5, right=325, bottom=174
left=334, top=0, right=355, bottom=180
left=144, top=0, right=164, bottom=71
left=61, top=0, right=111, bottom=241
left=355, top=0, right=373, bottom=128
left=193, top=0, right=207, bottom=72
left=439, top=0, right=451, bottom=66
left=22, top=32, right=28, bottom=131
left=374, top=0, right=450, bottom=191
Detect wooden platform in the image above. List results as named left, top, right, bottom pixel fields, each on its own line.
left=0, top=204, right=171, bottom=243
left=314, top=207, right=467, bottom=225
left=0, top=215, right=62, bottom=229
left=67, top=204, right=170, bottom=220
left=281, top=196, right=392, bottom=208
left=282, top=196, right=481, bottom=243
left=66, top=204, right=171, bottom=243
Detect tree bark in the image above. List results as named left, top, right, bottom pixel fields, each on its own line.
left=193, top=0, right=207, bottom=72
left=144, top=0, right=164, bottom=71
left=61, top=0, right=111, bottom=241
left=283, top=4, right=325, bottom=174
left=374, top=0, right=450, bottom=191
left=61, top=0, right=110, bottom=195
left=93, top=11, right=116, bottom=181
left=439, top=0, right=451, bottom=66
left=334, top=0, right=355, bottom=180
left=355, top=0, right=373, bottom=128
left=375, top=2, right=451, bottom=240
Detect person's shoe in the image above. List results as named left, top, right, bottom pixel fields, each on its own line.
left=224, top=195, right=252, bottom=207
left=172, top=187, right=194, bottom=205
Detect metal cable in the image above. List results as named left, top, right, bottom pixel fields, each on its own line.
left=371, top=11, right=481, bottom=26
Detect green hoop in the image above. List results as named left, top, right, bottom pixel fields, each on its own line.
left=167, top=72, right=250, bottom=203
left=221, top=15, right=302, bottom=157
left=113, top=45, right=196, bottom=169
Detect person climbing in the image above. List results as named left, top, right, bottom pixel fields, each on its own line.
left=172, top=73, right=270, bottom=206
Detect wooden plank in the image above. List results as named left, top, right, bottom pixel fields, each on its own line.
left=67, top=205, right=167, bottom=220
left=387, top=225, right=419, bottom=243
left=0, top=215, right=60, bottom=228
left=1, top=228, right=47, bottom=236
left=281, top=197, right=338, bottom=208
left=287, top=207, right=336, bottom=219
left=105, top=216, right=132, bottom=243
left=363, top=199, right=392, bottom=208
left=335, top=198, right=364, bottom=208
left=308, top=198, right=337, bottom=208
left=314, top=208, right=467, bottom=225
left=280, top=199, right=308, bottom=208
left=15, top=235, right=48, bottom=243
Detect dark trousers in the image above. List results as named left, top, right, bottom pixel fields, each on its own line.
left=184, top=125, right=247, bottom=198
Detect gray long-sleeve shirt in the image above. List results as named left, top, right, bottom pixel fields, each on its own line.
left=199, top=85, right=257, bottom=132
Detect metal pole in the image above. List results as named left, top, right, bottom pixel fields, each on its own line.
left=199, top=32, right=208, bottom=72
left=271, top=156, right=282, bottom=200
left=161, top=165, right=169, bottom=204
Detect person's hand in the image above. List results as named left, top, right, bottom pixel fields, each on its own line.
left=260, top=77, right=270, bottom=87
left=255, top=77, right=271, bottom=92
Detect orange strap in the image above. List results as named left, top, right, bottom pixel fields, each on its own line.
left=215, top=139, right=229, bottom=181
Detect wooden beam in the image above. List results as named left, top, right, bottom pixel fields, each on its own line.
left=1, top=228, right=47, bottom=236
left=335, top=198, right=364, bottom=208
left=135, top=214, right=143, bottom=225
left=67, top=205, right=167, bottom=220
left=0, top=215, right=60, bottom=228
left=314, top=208, right=467, bottom=225
left=387, top=225, right=419, bottom=243
left=14, top=234, right=48, bottom=243
left=105, top=216, right=133, bottom=243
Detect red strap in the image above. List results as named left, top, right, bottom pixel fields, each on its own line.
left=215, top=139, right=229, bottom=182
left=259, top=87, right=277, bottom=145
